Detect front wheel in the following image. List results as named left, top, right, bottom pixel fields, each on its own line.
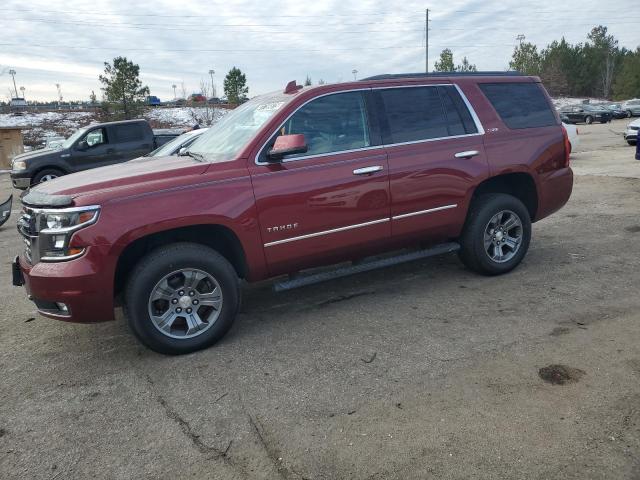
left=627, top=110, right=633, bottom=118
left=124, top=243, right=240, bottom=354
left=459, top=194, right=532, bottom=276
left=33, top=168, right=64, bottom=185
left=585, top=116, right=593, bottom=125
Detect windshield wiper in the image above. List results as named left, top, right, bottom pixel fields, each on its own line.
left=179, top=150, right=206, bottom=162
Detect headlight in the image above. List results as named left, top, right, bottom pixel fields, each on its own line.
left=37, top=206, right=100, bottom=261
left=12, top=160, right=26, bottom=171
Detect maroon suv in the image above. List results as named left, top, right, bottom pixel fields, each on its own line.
left=13, top=73, right=573, bottom=354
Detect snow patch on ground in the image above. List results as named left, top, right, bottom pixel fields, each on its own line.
left=0, top=111, right=94, bottom=128
left=145, top=107, right=227, bottom=127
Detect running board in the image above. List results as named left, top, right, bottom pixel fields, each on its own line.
left=273, top=242, right=460, bottom=292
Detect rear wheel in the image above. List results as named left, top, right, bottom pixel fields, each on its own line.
left=459, top=194, right=532, bottom=276
left=33, top=168, right=64, bottom=185
left=627, top=110, right=633, bottom=118
left=585, top=116, right=593, bottom=125
left=124, top=243, right=240, bottom=354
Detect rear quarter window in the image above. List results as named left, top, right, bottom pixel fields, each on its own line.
left=479, top=83, right=557, bottom=129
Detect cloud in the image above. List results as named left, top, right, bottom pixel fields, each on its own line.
left=0, top=0, right=637, bottom=101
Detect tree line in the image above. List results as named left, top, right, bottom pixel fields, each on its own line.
left=433, top=25, right=639, bottom=100
left=99, top=57, right=250, bottom=119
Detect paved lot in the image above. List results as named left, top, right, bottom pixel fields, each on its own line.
left=1, top=119, right=639, bottom=479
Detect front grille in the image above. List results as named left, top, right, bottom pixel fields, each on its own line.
left=17, top=207, right=37, bottom=264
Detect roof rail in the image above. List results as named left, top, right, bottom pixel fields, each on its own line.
left=361, top=71, right=524, bottom=81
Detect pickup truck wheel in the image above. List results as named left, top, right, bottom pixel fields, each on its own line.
left=124, top=242, right=240, bottom=354
left=584, top=116, right=593, bottom=125
left=33, top=168, right=64, bottom=185
left=459, top=194, right=531, bottom=276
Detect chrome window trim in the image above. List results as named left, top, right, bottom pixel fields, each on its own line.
left=264, top=218, right=389, bottom=248
left=392, top=204, right=457, bottom=220
left=254, top=83, right=485, bottom=166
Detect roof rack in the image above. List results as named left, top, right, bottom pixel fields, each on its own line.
left=361, top=71, right=523, bottom=81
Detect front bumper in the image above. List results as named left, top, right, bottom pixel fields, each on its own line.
left=625, top=129, right=638, bottom=140
left=10, top=172, right=31, bottom=189
left=13, top=247, right=115, bottom=323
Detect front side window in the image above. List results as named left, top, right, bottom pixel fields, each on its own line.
left=377, top=86, right=449, bottom=144
left=84, top=128, right=106, bottom=147
left=274, top=91, right=371, bottom=159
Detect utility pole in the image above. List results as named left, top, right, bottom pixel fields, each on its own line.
left=425, top=9, right=429, bottom=73
left=172, top=84, right=177, bottom=99
left=8, top=69, right=18, bottom=98
left=19, top=86, right=25, bottom=99
left=516, top=34, right=525, bottom=45
left=208, top=69, right=215, bottom=97
left=352, top=69, right=358, bottom=81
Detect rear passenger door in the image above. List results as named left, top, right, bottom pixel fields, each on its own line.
left=373, top=85, right=488, bottom=243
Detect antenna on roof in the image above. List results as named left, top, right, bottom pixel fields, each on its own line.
left=284, top=80, right=303, bottom=94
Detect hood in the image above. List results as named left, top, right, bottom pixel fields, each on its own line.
left=12, top=148, right=62, bottom=163
left=31, top=155, right=210, bottom=205
left=628, top=118, right=640, bottom=128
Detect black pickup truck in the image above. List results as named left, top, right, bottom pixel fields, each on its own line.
left=10, top=119, right=183, bottom=189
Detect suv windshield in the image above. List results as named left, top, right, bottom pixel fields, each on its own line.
left=188, top=91, right=288, bottom=162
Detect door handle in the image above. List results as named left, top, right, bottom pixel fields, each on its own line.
left=454, top=150, right=480, bottom=159
left=353, top=165, right=384, bottom=175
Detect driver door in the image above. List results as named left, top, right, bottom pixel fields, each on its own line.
left=248, top=90, right=391, bottom=276
left=69, top=127, right=115, bottom=171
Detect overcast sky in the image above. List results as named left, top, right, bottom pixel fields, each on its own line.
left=0, top=0, right=637, bottom=101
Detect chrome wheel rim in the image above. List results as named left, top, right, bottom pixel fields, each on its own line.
left=40, top=174, right=58, bottom=182
left=483, top=210, right=523, bottom=263
left=147, top=268, right=223, bottom=339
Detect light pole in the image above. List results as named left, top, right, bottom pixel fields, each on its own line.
left=172, top=84, right=177, bottom=99
left=8, top=69, right=18, bottom=98
left=516, top=34, right=526, bottom=45
left=19, top=86, right=25, bottom=99
left=208, top=69, right=215, bottom=97
left=352, top=69, right=358, bottom=81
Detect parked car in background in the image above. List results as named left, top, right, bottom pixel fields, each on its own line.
left=622, top=99, right=640, bottom=117
left=9, top=97, right=28, bottom=113
left=10, top=120, right=182, bottom=189
left=147, top=128, right=209, bottom=157
left=559, top=104, right=612, bottom=124
left=146, top=95, right=161, bottom=106
left=562, top=123, right=579, bottom=152
left=605, top=103, right=628, bottom=119
left=189, top=93, right=206, bottom=103
left=12, top=72, right=573, bottom=354
left=625, top=118, right=639, bottom=145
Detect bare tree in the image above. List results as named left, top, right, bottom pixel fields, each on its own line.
left=188, top=79, right=218, bottom=127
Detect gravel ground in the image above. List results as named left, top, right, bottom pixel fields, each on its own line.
left=0, top=119, right=639, bottom=479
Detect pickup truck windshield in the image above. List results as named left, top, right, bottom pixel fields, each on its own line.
left=61, top=127, right=89, bottom=149
left=188, top=92, right=287, bottom=162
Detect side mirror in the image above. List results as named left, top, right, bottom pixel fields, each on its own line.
left=267, top=134, right=307, bottom=162
left=77, top=140, right=88, bottom=151
left=178, top=147, right=187, bottom=156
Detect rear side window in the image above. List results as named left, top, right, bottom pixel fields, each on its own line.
left=111, top=123, right=146, bottom=143
left=377, top=87, right=448, bottom=143
left=479, top=83, right=556, bottom=129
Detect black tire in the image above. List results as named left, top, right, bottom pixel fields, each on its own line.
left=585, top=116, right=593, bottom=125
left=628, top=140, right=637, bottom=146
left=124, top=242, right=240, bottom=355
left=459, top=193, right=532, bottom=276
left=627, top=110, right=633, bottom=118
left=32, top=168, right=64, bottom=185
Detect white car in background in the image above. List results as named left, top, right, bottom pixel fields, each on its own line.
left=147, top=128, right=209, bottom=157
left=624, top=118, right=639, bottom=145
left=562, top=122, right=580, bottom=153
